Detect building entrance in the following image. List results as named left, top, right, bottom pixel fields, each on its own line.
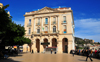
left=36, top=39, right=40, bottom=53
left=62, top=38, right=68, bottom=53
left=52, top=38, right=57, bottom=47
left=43, top=38, right=48, bottom=48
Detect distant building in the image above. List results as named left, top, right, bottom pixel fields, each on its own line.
left=84, top=38, right=94, bottom=43
left=89, top=45, right=100, bottom=51
left=23, top=6, right=75, bottom=54
left=0, top=3, right=3, bottom=8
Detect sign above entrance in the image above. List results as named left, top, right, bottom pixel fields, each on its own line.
left=41, top=42, right=50, bottom=45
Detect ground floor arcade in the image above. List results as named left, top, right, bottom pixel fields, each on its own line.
left=23, top=35, right=75, bottom=54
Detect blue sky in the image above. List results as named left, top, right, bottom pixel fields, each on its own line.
left=1, top=0, right=100, bottom=42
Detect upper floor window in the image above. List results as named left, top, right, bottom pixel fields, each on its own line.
left=53, top=26, right=56, bottom=33
left=45, top=18, right=48, bottom=24
left=38, top=18, right=40, bottom=23
left=63, top=16, right=66, bottom=23
left=37, top=29, right=40, bottom=33
left=53, top=17, right=56, bottom=21
left=29, top=28, right=31, bottom=34
left=53, top=17, right=56, bottom=24
left=37, top=18, right=40, bottom=25
left=29, top=19, right=31, bottom=25
left=45, top=26, right=48, bottom=31
left=63, top=25, right=66, bottom=33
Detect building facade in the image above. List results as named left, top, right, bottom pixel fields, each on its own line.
left=23, top=6, right=75, bottom=54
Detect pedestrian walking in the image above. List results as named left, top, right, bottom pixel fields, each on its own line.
left=51, top=49, right=53, bottom=54
left=72, top=50, right=75, bottom=56
left=86, top=49, right=93, bottom=61
left=95, top=49, right=97, bottom=57
left=32, top=49, right=33, bottom=53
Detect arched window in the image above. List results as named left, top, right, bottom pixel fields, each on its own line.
left=29, top=28, right=31, bottom=34
left=53, top=26, right=56, bottom=33
left=63, top=25, right=66, bottom=33
left=45, top=18, right=48, bottom=24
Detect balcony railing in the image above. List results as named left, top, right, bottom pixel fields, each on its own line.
left=36, top=23, right=41, bottom=26
left=62, top=21, right=67, bottom=24
left=52, top=21, right=56, bottom=25
left=44, top=23, right=48, bottom=25
left=25, top=31, right=59, bottom=36
left=27, top=23, right=31, bottom=27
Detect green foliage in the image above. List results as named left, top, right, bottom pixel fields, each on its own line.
left=0, top=4, right=31, bottom=46
left=79, top=47, right=84, bottom=49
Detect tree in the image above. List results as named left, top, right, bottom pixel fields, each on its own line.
left=0, top=4, right=31, bottom=46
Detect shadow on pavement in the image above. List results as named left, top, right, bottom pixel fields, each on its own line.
left=9, top=54, right=22, bottom=57
left=78, top=59, right=86, bottom=61
left=0, top=58, right=20, bottom=62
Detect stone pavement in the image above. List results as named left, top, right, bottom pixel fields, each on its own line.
left=0, top=53, right=100, bottom=62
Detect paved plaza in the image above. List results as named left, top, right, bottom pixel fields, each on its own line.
left=0, top=53, right=100, bottom=62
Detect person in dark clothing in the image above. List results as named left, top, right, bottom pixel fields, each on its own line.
left=51, top=49, right=53, bottom=54
left=86, top=49, right=93, bottom=61
left=72, top=50, right=75, bottom=56
left=32, top=49, right=33, bottom=53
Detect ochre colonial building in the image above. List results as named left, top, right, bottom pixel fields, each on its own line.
left=23, top=6, right=75, bottom=54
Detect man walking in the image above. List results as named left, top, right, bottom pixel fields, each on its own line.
left=86, top=49, right=93, bottom=61
left=72, top=50, right=75, bottom=56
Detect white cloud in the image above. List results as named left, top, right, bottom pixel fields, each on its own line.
left=75, top=18, right=100, bottom=42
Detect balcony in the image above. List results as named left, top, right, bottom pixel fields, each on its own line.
left=25, top=31, right=59, bottom=36
left=62, top=20, right=67, bottom=24
left=27, top=23, right=31, bottom=27
left=51, top=21, right=56, bottom=25
left=36, top=23, right=41, bottom=26
left=44, top=23, right=48, bottom=25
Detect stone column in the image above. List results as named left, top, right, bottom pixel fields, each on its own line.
left=48, top=38, right=52, bottom=47
left=31, top=40, right=37, bottom=53
left=42, top=17, right=44, bottom=32
left=57, top=16, right=59, bottom=31
left=72, top=36, right=75, bottom=50
left=34, top=18, right=35, bottom=32
left=57, top=40, right=62, bottom=54
left=49, top=17, right=51, bottom=32
left=40, top=38, right=44, bottom=53
left=41, top=17, right=43, bottom=31
left=68, top=41, right=72, bottom=54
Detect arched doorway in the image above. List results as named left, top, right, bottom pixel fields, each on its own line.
left=43, top=38, right=48, bottom=48
left=36, top=39, right=40, bottom=53
left=62, top=38, right=68, bottom=53
left=52, top=38, right=57, bottom=47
